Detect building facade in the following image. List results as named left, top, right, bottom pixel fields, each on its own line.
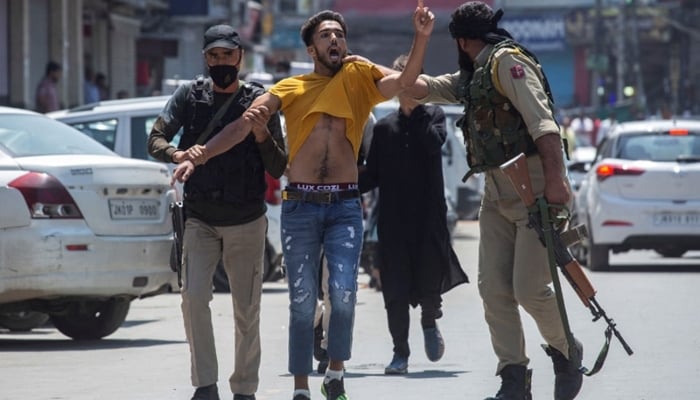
left=0, top=0, right=697, bottom=117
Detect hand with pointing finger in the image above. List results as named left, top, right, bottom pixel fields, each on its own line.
left=414, top=0, right=435, bottom=38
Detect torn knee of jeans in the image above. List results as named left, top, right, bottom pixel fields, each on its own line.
left=292, top=288, right=312, bottom=304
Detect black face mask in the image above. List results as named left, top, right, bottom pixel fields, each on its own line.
left=208, top=64, right=239, bottom=89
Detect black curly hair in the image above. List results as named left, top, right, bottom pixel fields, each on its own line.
left=448, top=1, right=513, bottom=70
left=449, top=1, right=509, bottom=41
left=300, top=10, right=347, bottom=47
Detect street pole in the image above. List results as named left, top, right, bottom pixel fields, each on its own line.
left=616, top=4, right=626, bottom=106
left=591, top=0, right=603, bottom=110
left=628, top=0, right=647, bottom=115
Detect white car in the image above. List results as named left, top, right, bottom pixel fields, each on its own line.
left=572, top=119, right=700, bottom=270
left=49, top=97, right=284, bottom=288
left=567, top=136, right=597, bottom=192
left=0, top=106, right=176, bottom=338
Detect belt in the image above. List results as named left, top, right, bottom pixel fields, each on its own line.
left=282, top=189, right=360, bottom=204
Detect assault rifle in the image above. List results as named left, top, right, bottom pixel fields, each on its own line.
left=170, top=201, right=185, bottom=288
left=500, top=153, right=633, bottom=373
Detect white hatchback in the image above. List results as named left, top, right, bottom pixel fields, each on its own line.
left=572, top=119, right=700, bottom=270
left=48, top=96, right=284, bottom=288
left=0, top=106, right=176, bottom=338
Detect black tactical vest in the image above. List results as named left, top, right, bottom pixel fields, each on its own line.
left=178, top=77, right=267, bottom=204
left=456, top=40, right=556, bottom=177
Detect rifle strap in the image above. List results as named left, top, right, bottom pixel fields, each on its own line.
left=535, top=198, right=576, bottom=356
left=194, top=82, right=244, bottom=145
left=537, top=197, right=611, bottom=377
left=581, top=325, right=613, bottom=376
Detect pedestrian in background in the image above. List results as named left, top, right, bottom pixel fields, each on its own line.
left=398, top=1, right=584, bottom=399
left=84, top=67, right=101, bottom=104
left=35, top=61, right=61, bottom=113
left=172, top=3, right=435, bottom=399
left=560, top=115, right=576, bottom=157
left=148, top=24, right=287, bottom=400
left=96, top=73, right=110, bottom=100
left=358, top=54, right=468, bottom=376
left=570, top=109, right=594, bottom=147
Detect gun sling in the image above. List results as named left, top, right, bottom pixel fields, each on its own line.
left=500, top=152, right=633, bottom=378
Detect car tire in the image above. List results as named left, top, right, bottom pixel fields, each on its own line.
left=212, top=239, right=278, bottom=293
left=0, top=311, right=50, bottom=332
left=584, top=216, right=610, bottom=271
left=587, top=242, right=610, bottom=271
left=655, top=247, right=687, bottom=258
left=50, top=298, right=130, bottom=340
left=568, top=208, right=589, bottom=266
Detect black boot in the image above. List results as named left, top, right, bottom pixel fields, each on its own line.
left=484, top=365, right=533, bottom=400
left=543, top=338, right=584, bottom=400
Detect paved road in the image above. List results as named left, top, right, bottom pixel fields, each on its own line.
left=1, top=221, right=700, bottom=399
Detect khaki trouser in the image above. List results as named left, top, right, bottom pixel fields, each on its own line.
left=181, top=215, right=266, bottom=395
left=478, top=155, right=571, bottom=374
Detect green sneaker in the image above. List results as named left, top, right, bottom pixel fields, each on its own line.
left=321, top=377, right=348, bottom=400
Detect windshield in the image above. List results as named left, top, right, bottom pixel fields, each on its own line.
left=0, top=114, right=116, bottom=157
left=617, top=131, right=700, bottom=162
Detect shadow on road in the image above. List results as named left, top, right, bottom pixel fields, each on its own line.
left=605, top=263, right=700, bottom=273
left=0, top=336, right=184, bottom=351
left=452, top=232, right=479, bottom=241
left=278, top=368, right=469, bottom=379
left=262, top=286, right=289, bottom=294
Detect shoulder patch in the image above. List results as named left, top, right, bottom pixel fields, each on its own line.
left=510, top=64, right=526, bottom=79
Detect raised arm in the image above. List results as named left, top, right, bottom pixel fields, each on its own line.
left=376, top=0, right=434, bottom=98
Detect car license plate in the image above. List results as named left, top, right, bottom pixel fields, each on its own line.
left=653, top=213, right=700, bottom=226
left=109, top=199, right=160, bottom=220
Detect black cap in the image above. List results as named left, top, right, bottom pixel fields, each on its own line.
left=202, top=24, right=241, bottom=52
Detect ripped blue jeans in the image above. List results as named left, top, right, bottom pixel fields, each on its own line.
left=281, top=197, right=363, bottom=375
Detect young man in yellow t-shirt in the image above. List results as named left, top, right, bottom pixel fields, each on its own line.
left=172, top=3, right=435, bottom=400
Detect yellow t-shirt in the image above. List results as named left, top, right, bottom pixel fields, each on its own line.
left=269, top=61, right=387, bottom=163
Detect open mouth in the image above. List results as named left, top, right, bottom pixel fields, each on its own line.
left=329, top=48, right=340, bottom=62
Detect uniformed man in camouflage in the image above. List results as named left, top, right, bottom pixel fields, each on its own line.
left=402, top=2, right=584, bottom=399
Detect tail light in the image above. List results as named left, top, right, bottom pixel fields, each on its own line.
left=669, top=128, right=689, bottom=136
left=264, top=172, right=281, bottom=205
left=8, top=172, right=83, bottom=219
left=595, top=163, right=645, bottom=182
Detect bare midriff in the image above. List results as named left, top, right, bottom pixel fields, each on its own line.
left=287, top=113, right=358, bottom=184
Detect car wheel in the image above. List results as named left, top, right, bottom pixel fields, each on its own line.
left=587, top=242, right=610, bottom=271
left=50, top=298, right=130, bottom=340
left=568, top=209, right=588, bottom=266
left=0, top=311, right=50, bottom=332
left=654, top=246, right=687, bottom=258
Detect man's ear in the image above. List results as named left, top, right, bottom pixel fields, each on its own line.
left=457, top=38, right=469, bottom=52
left=236, top=49, right=245, bottom=67
left=306, top=46, right=316, bottom=60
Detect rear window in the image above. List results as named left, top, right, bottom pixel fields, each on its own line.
left=68, top=118, right=118, bottom=150
left=617, top=131, right=700, bottom=162
left=130, top=115, right=182, bottom=162
left=0, top=114, right=115, bottom=157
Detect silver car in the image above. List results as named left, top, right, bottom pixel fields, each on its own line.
left=0, top=106, right=176, bottom=338
left=571, top=119, right=700, bottom=270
